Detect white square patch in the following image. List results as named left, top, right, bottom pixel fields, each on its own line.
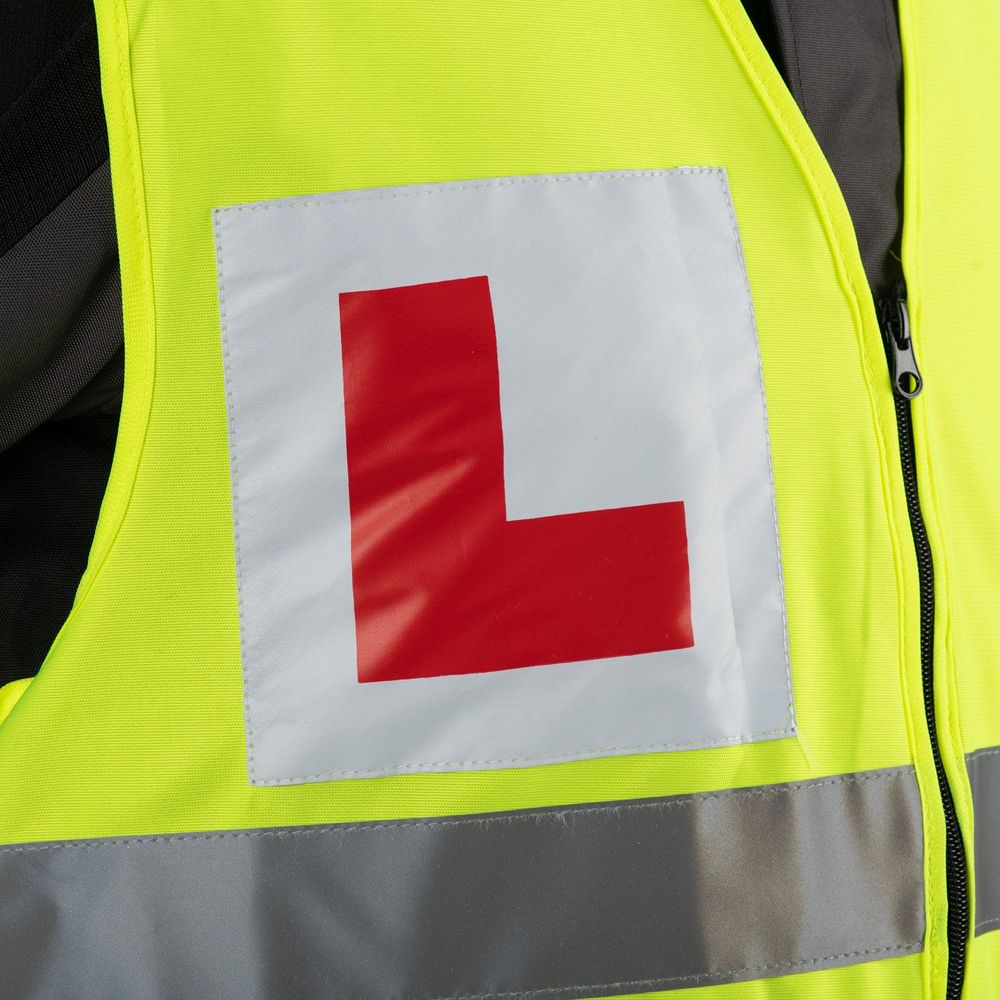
left=213, top=170, right=794, bottom=784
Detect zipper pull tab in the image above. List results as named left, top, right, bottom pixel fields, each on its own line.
left=878, top=293, right=923, bottom=399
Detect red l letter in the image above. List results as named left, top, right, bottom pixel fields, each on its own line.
left=340, top=276, right=693, bottom=682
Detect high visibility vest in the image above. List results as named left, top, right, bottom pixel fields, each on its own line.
left=1, top=1, right=998, bottom=997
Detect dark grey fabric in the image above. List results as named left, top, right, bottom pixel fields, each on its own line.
left=0, top=161, right=123, bottom=688
left=0, top=413, right=119, bottom=688
left=968, top=746, right=1000, bottom=936
left=743, top=0, right=905, bottom=298
left=0, top=767, right=924, bottom=1000
left=0, top=162, right=122, bottom=449
left=0, top=4, right=109, bottom=255
left=0, top=0, right=124, bottom=686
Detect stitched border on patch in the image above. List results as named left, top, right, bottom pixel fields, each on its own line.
left=213, top=170, right=794, bottom=784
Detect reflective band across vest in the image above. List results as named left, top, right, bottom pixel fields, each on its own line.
left=1, top=1, right=999, bottom=999
left=0, top=769, right=923, bottom=999
left=969, top=748, right=1000, bottom=938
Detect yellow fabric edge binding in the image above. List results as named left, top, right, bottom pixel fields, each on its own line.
left=0, top=679, right=31, bottom=727
left=79, top=0, right=157, bottom=601
left=6, top=0, right=161, bottom=737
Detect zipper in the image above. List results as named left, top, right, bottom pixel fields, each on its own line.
left=876, top=285, right=969, bottom=1000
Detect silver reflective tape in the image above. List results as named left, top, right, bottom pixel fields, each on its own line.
left=968, top=746, right=1000, bottom=936
left=0, top=767, right=923, bottom=999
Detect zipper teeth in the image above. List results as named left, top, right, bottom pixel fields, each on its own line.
left=892, top=391, right=969, bottom=999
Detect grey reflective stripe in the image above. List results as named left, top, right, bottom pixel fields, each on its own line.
left=968, top=746, right=1000, bottom=936
left=0, top=767, right=923, bottom=1000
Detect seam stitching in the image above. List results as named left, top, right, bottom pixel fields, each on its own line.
left=216, top=169, right=721, bottom=215
left=213, top=208, right=258, bottom=784
left=713, top=167, right=795, bottom=733
left=435, top=941, right=923, bottom=1000
left=62, top=0, right=160, bottom=631
left=0, top=768, right=912, bottom=853
left=975, top=916, right=1000, bottom=933
left=251, top=725, right=796, bottom=784
left=216, top=167, right=795, bottom=783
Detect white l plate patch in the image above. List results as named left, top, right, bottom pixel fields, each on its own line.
left=213, top=170, right=794, bottom=784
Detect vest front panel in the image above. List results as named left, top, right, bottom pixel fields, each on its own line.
left=3, top=0, right=998, bottom=996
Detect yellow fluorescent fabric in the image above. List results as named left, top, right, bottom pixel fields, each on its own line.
left=966, top=933, right=1000, bottom=998
left=4, top=0, right=1000, bottom=994
left=902, top=0, right=1000, bottom=755
left=612, top=951, right=925, bottom=999
left=2, top=0, right=923, bottom=830
left=0, top=679, right=31, bottom=727
left=898, top=4, right=1000, bottom=962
